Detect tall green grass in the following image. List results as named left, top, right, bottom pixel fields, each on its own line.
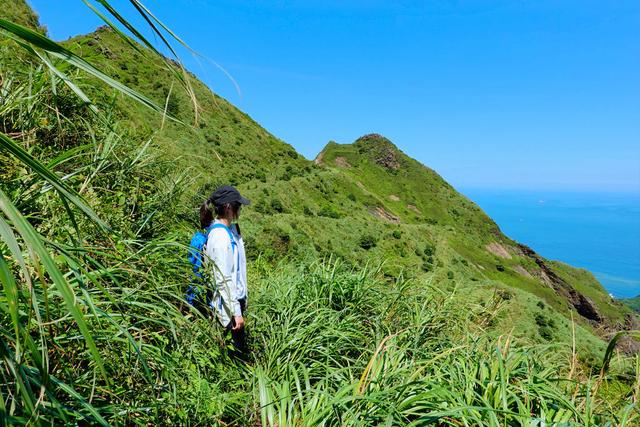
left=246, top=262, right=638, bottom=426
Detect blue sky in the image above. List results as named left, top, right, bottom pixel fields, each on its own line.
left=29, top=0, right=640, bottom=192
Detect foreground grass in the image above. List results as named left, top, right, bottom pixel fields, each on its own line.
left=228, top=262, right=635, bottom=426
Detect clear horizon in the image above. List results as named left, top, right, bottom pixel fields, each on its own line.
left=28, top=0, right=640, bottom=193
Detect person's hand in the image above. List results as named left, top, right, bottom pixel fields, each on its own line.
left=232, top=315, right=245, bottom=331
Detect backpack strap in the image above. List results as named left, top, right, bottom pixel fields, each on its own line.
left=211, top=223, right=237, bottom=250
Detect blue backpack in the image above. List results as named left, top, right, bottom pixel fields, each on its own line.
left=186, top=223, right=237, bottom=306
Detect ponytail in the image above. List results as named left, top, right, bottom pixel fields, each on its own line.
left=200, top=201, right=213, bottom=229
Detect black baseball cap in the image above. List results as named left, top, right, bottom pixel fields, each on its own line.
left=210, top=185, right=251, bottom=206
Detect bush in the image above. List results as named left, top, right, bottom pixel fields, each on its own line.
left=447, top=271, right=454, bottom=280
left=496, top=264, right=505, bottom=272
left=392, top=230, right=402, bottom=239
left=534, top=313, right=555, bottom=329
left=164, top=89, right=180, bottom=116
left=303, top=205, right=314, bottom=216
left=423, top=243, right=435, bottom=257
left=497, top=289, right=513, bottom=301
left=318, top=205, right=341, bottom=219
left=271, top=198, right=285, bottom=213
left=348, top=193, right=356, bottom=202
left=358, top=234, right=378, bottom=250
left=539, top=326, right=554, bottom=341
left=254, top=200, right=266, bottom=214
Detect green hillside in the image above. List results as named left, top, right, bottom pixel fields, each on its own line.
left=59, top=21, right=630, bottom=332
left=623, top=295, right=640, bottom=312
left=66, top=24, right=627, bottom=328
left=1, top=1, right=638, bottom=425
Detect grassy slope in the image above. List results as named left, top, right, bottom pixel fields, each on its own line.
left=1, top=2, right=637, bottom=424
left=57, top=25, right=633, bottom=344
left=316, top=136, right=629, bottom=323
left=3, top=0, right=45, bottom=31
left=623, top=295, right=640, bottom=313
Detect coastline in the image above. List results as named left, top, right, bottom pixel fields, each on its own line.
left=462, top=188, right=640, bottom=298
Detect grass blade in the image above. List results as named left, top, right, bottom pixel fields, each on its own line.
left=0, top=188, right=108, bottom=382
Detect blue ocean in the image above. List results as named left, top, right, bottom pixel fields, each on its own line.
left=462, top=189, right=640, bottom=299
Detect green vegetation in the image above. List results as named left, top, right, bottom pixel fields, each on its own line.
left=0, top=1, right=638, bottom=425
left=624, top=295, right=640, bottom=313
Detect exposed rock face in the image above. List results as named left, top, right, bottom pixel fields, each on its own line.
left=486, top=242, right=513, bottom=259
left=407, top=204, right=421, bottom=214
left=617, top=315, right=640, bottom=354
left=516, top=244, right=602, bottom=323
left=355, top=133, right=402, bottom=170
left=513, top=265, right=533, bottom=279
left=334, top=156, right=351, bottom=168
left=389, top=194, right=400, bottom=201
left=375, top=149, right=400, bottom=170
left=370, top=206, right=400, bottom=223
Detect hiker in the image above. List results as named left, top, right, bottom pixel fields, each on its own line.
left=203, top=185, right=251, bottom=356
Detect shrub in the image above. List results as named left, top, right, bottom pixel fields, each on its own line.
left=539, top=326, right=554, bottom=341
left=303, top=205, right=314, bottom=216
left=164, top=88, right=180, bottom=116
left=254, top=200, right=266, bottom=214
left=447, top=271, right=454, bottom=280
left=497, top=289, right=513, bottom=301
left=392, top=230, right=402, bottom=239
left=358, top=234, right=378, bottom=250
left=271, top=198, right=284, bottom=213
left=535, top=313, right=556, bottom=329
left=318, top=205, right=341, bottom=219
left=496, top=264, right=505, bottom=272
left=423, top=243, right=435, bottom=257
left=348, top=193, right=356, bottom=202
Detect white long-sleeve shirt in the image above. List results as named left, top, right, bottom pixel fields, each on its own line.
left=205, top=219, right=247, bottom=327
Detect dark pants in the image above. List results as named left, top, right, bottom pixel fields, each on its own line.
left=226, top=298, right=248, bottom=357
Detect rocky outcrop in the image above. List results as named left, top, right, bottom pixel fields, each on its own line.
left=486, top=242, right=513, bottom=259
left=516, top=244, right=602, bottom=323
left=370, top=206, right=400, bottom=223
left=513, top=265, right=533, bottom=279
left=334, top=156, right=351, bottom=168
left=355, top=134, right=401, bottom=170
left=375, top=149, right=400, bottom=170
